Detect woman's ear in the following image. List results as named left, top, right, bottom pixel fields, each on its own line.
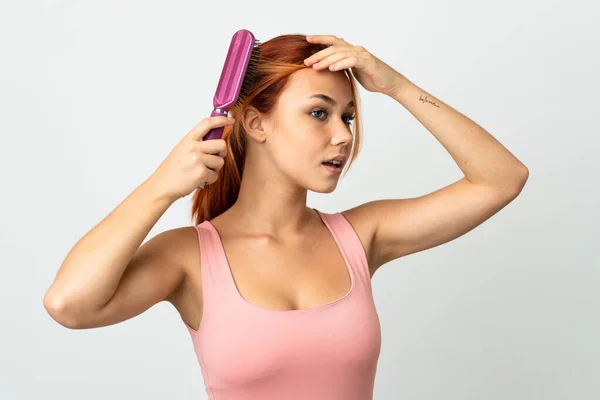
left=241, top=106, right=268, bottom=143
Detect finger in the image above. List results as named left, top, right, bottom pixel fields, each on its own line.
left=201, top=153, right=226, bottom=171
left=194, top=139, right=227, bottom=158
left=304, top=45, right=347, bottom=66
left=311, top=51, right=354, bottom=70
left=199, top=167, right=219, bottom=185
left=328, top=56, right=360, bottom=71
left=306, top=35, right=348, bottom=46
left=186, top=116, right=234, bottom=141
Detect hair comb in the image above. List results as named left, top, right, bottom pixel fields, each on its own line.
left=198, top=29, right=261, bottom=189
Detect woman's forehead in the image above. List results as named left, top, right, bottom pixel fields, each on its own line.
left=283, top=68, right=353, bottom=105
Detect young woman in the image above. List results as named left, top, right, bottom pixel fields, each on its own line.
left=44, top=34, right=528, bottom=399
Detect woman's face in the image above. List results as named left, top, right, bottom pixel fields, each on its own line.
left=261, top=67, right=356, bottom=193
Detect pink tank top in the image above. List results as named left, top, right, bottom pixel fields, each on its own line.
left=182, top=208, right=382, bottom=399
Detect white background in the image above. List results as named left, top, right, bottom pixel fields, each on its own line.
left=1, top=0, right=598, bottom=399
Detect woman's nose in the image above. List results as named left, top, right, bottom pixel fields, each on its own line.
left=332, top=122, right=353, bottom=144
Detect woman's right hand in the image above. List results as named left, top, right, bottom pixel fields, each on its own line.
left=149, top=116, right=235, bottom=201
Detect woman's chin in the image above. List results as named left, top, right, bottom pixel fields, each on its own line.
left=309, top=181, right=338, bottom=193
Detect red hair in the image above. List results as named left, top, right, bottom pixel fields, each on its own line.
left=191, top=34, right=363, bottom=224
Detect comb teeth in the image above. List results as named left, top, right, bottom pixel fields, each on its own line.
left=235, top=40, right=261, bottom=106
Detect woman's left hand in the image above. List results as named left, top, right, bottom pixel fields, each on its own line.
left=304, top=35, right=407, bottom=98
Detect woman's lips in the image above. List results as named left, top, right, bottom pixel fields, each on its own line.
left=322, top=162, right=342, bottom=174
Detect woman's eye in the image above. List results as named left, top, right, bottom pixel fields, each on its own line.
left=311, top=109, right=326, bottom=119
left=311, top=109, right=355, bottom=125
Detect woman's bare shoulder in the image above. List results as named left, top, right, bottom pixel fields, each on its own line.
left=162, top=225, right=201, bottom=293
left=163, top=225, right=203, bottom=329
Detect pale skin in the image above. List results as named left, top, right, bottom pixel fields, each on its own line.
left=44, top=35, right=528, bottom=331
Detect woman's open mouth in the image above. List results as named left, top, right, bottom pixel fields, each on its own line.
left=322, top=160, right=343, bottom=174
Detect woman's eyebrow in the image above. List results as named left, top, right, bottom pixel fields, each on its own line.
left=308, top=93, right=355, bottom=109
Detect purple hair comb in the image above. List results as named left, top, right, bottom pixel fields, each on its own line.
left=198, top=29, right=261, bottom=189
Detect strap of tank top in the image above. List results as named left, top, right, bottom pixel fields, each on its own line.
left=193, top=222, right=231, bottom=301
left=316, top=210, right=372, bottom=290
